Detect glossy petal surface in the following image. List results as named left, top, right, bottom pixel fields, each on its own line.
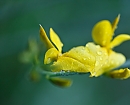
left=51, top=56, right=89, bottom=72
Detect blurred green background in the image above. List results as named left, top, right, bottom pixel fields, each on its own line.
left=1, top=0, right=130, bottom=105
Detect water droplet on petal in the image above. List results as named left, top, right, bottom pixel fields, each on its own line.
left=100, top=57, right=103, bottom=61
left=83, top=58, right=87, bottom=60
left=97, top=51, right=102, bottom=55
left=104, top=52, right=107, bottom=56
left=104, top=61, right=107, bottom=65
left=96, top=45, right=100, bottom=48
left=100, top=64, right=103, bottom=67
left=111, top=61, right=114, bottom=64
left=86, top=44, right=89, bottom=47
left=82, top=47, right=85, bottom=50
left=95, top=61, right=99, bottom=66
left=66, top=64, right=69, bottom=67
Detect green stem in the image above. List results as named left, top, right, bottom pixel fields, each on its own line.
left=36, top=65, right=87, bottom=77
left=36, top=59, right=130, bottom=77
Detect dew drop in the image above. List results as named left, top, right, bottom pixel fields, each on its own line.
left=100, top=64, right=103, bottom=67
left=99, top=57, right=103, bottom=61
left=60, top=70, right=65, bottom=76
left=66, top=64, right=69, bottom=67
left=95, top=61, right=99, bottom=66
left=83, top=58, right=87, bottom=60
left=67, top=70, right=70, bottom=72
left=104, top=52, right=107, bottom=56
left=96, top=45, right=100, bottom=48
left=92, top=70, right=96, bottom=76
left=82, top=47, right=85, bottom=50
left=97, top=51, right=102, bottom=55
left=88, top=57, right=91, bottom=60
left=111, top=61, right=114, bottom=64
left=86, top=44, right=89, bottom=47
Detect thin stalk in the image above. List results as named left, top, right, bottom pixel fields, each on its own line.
left=36, top=59, right=130, bottom=77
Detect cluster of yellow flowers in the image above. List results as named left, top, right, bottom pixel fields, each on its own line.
left=40, top=15, right=130, bottom=79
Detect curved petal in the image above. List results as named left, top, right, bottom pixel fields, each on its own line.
left=50, top=28, right=63, bottom=52
left=112, top=14, right=120, bottom=33
left=63, top=45, right=95, bottom=69
left=92, top=20, right=113, bottom=46
left=110, top=34, right=130, bottom=49
left=51, top=56, right=90, bottom=73
left=85, top=43, right=108, bottom=76
left=107, top=68, right=130, bottom=79
left=39, top=25, right=54, bottom=49
left=47, top=76, right=72, bottom=88
left=44, top=48, right=59, bottom=64
left=102, top=51, right=126, bottom=72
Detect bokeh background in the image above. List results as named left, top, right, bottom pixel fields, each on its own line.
left=1, top=0, right=130, bottom=105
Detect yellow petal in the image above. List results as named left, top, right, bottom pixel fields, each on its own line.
left=107, top=68, right=130, bottom=79
left=63, top=43, right=108, bottom=77
left=101, top=50, right=126, bottom=73
left=39, top=25, right=54, bottom=49
left=63, top=45, right=95, bottom=69
left=92, top=20, right=113, bottom=46
left=50, top=28, right=63, bottom=52
left=51, top=56, right=89, bottom=73
left=110, top=34, right=130, bottom=49
left=44, top=48, right=60, bottom=64
left=112, top=14, right=120, bottom=33
left=47, top=76, right=72, bottom=88
left=85, top=43, right=108, bottom=77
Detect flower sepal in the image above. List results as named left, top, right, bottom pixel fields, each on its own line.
left=46, top=75, right=72, bottom=88
left=106, top=68, right=130, bottom=79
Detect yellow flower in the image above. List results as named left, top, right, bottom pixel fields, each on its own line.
left=40, top=25, right=108, bottom=74
left=40, top=25, right=90, bottom=73
left=92, top=15, right=130, bottom=78
left=92, top=14, right=130, bottom=50
left=40, top=25, right=63, bottom=64
left=40, top=15, right=130, bottom=79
